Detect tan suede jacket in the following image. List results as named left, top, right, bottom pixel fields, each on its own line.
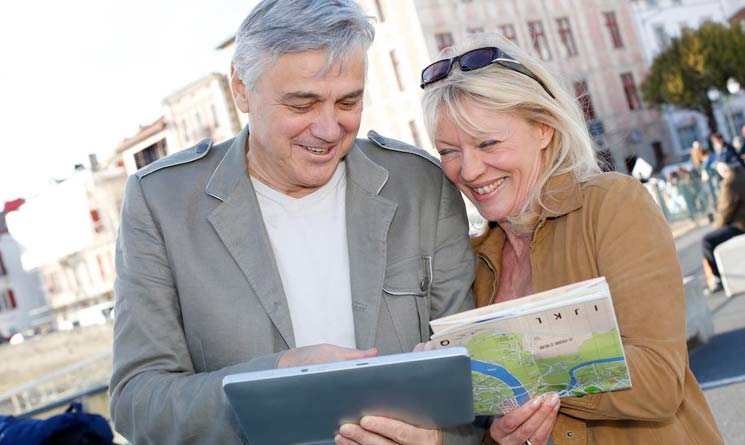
left=472, top=172, right=722, bottom=445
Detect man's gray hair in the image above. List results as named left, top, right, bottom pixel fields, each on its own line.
left=233, top=0, right=375, bottom=90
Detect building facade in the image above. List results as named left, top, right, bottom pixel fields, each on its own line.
left=0, top=200, right=52, bottom=338
left=162, top=72, right=242, bottom=152
left=6, top=165, right=126, bottom=329
left=414, top=0, right=673, bottom=172
left=629, top=0, right=745, bottom=153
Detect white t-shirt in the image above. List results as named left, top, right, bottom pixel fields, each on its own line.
left=250, top=162, right=356, bottom=348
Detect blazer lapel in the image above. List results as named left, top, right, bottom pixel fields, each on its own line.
left=345, top=145, right=398, bottom=350
left=205, top=127, right=295, bottom=348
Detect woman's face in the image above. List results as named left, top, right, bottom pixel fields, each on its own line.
left=434, top=100, right=554, bottom=222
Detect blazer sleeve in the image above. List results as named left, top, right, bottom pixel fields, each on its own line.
left=109, top=175, right=282, bottom=445
left=559, top=176, right=690, bottom=422
left=430, top=177, right=484, bottom=445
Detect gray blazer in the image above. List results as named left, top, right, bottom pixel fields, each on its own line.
left=110, top=126, right=480, bottom=444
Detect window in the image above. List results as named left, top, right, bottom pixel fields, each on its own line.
left=90, top=209, right=104, bottom=233
left=389, top=50, right=404, bottom=91
left=528, top=21, right=551, bottom=60
left=500, top=24, right=518, bottom=45
left=374, top=0, right=385, bottom=22
left=653, top=24, right=670, bottom=49
left=676, top=124, right=700, bottom=152
left=672, top=0, right=682, bottom=5
left=181, top=119, right=189, bottom=143
left=435, top=32, right=454, bottom=51
left=211, top=104, right=220, bottom=129
left=604, top=12, right=624, bottom=48
left=556, top=17, right=578, bottom=57
left=573, top=80, right=596, bottom=121
left=0, top=251, right=6, bottom=276
left=646, top=0, right=657, bottom=6
left=134, top=140, right=167, bottom=169
left=0, top=289, right=17, bottom=311
left=621, top=72, right=642, bottom=111
left=97, top=254, right=107, bottom=281
left=409, top=120, right=422, bottom=148
left=467, top=27, right=484, bottom=34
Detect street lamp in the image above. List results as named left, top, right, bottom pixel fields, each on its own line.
left=707, top=77, right=741, bottom=140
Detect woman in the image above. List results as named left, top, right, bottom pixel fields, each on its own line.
left=420, top=34, right=722, bottom=445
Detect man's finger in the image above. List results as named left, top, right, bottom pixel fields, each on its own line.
left=338, top=423, right=396, bottom=445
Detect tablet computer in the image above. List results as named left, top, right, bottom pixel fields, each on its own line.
left=223, top=347, right=474, bottom=445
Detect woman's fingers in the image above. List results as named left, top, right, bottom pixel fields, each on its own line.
left=490, top=393, right=560, bottom=445
left=523, top=398, right=561, bottom=445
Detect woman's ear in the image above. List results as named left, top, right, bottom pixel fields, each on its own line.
left=230, top=64, right=250, bottom=113
left=537, top=123, right=555, bottom=150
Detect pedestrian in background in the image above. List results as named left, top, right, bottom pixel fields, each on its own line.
left=702, top=161, right=745, bottom=293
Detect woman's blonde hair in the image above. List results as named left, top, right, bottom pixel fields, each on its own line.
left=421, top=33, right=601, bottom=233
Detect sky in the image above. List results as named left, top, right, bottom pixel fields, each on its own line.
left=0, top=0, right=258, bottom=204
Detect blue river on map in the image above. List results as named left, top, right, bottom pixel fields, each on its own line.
left=471, top=356, right=625, bottom=403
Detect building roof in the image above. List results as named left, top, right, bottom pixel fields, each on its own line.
left=731, top=7, right=745, bottom=22
left=216, top=35, right=235, bottom=50
left=115, top=116, right=167, bottom=153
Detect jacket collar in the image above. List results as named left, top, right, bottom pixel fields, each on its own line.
left=205, top=125, right=250, bottom=202
left=204, top=127, right=394, bottom=350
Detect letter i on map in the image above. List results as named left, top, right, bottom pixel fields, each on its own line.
left=429, top=277, right=632, bottom=416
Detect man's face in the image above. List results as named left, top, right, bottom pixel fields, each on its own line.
left=233, top=47, right=365, bottom=198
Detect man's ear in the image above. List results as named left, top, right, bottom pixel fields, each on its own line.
left=230, top=64, right=250, bottom=113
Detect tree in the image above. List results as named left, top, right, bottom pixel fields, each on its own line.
left=641, top=22, right=745, bottom=134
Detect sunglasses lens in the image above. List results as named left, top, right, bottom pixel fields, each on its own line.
left=422, top=60, right=451, bottom=85
left=459, top=48, right=495, bottom=71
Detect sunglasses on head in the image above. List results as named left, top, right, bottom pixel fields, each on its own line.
left=420, top=46, right=555, bottom=98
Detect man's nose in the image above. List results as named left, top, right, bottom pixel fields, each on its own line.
left=310, top=106, right=342, bottom=143
left=460, top=148, right=486, bottom=182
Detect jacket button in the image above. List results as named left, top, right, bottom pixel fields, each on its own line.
left=566, top=431, right=574, bottom=438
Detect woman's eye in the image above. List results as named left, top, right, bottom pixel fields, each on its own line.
left=479, top=140, right=499, bottom=149
left=438, top=149, right=457, bottom=157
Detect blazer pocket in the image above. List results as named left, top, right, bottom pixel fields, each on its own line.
left=383, top=256, right=432, bottom=344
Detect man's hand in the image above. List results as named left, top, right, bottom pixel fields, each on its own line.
left=277, top=344, right=378, bottom=368
left=335, top=416, right=442, bottom=445
left=489, top=393, right=560, bottom=445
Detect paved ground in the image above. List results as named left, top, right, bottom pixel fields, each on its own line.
left=675, top=224, right=745, bottom=445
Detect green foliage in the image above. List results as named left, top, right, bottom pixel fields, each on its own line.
left=641, top=22, right=745, bottom=131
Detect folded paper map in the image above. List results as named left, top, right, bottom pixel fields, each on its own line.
left=430, top=277, right=631, bottom=416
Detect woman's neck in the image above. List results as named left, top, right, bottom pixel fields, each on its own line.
left=497, top=220, right=531, bottom=259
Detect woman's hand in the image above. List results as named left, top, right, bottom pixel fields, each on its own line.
left=335, top=416, right=442, bottom=445
left=489, top=393, right=560, bottom=445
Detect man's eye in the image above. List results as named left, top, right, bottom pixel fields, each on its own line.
left=339, top=101, right=359, bottom=109
left=289, top=104, right=312, bottom=112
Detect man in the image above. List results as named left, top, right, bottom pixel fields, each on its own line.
left=109, top=1, right=480, bottom=444
left=710, top=132, right=745, bottom=168
left=702, top=161, right=745, bottom=293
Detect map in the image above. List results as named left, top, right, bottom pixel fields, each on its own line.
left=430, top=278, right=632, bottom=416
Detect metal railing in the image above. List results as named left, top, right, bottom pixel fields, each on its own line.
left=0, top=351, right=112, bottom=416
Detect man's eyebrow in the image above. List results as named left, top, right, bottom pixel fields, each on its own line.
left=337, top=89, right=364, bottom=101
left=280, top=91, right=323, bottom=102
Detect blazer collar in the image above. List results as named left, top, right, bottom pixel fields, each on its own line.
left=205, top=125, right=250, bottom=202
